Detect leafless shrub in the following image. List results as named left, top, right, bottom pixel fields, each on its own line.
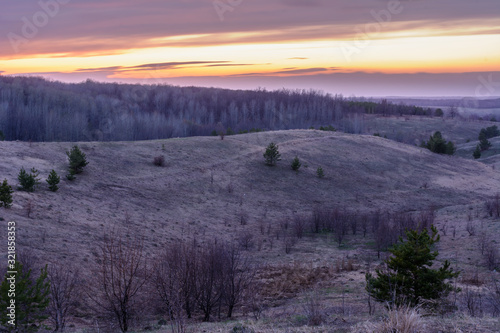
left=283, top=232, right=297, bottom=254
left=153, top=241, right=194, bottom=332
left=25, top=198, right=33, bottom=218
left=303, top=290, right=325, bottom=326
left=463, top=287, right=484, bottom=317
left=258, top=220, right=265, bottom=235
left=87, top=231, right=150, bottom=333
left=249, top=292, right=266, bottom=321
left=370, top=209, right=382, bottom=233
left=418, top=208, right=435, bottom=231
left=153, top=155, right=165, bottom=167
left=221, top=243, right=255, bottom=318
left=239, top=211, right=248, bottom=226
left=227, top=181, right=234, bottom=194
left=441, top=221, right=448, bottom=236
left=466, top=220, right=476, bottom=236
left=310, top=207, right=329, bottom=233
left=48, top=263, right=81, bottom=332
left=485, top=243, right=499, bottom=271
left=266, top=221, right=272, bottom=236
left=375, top=218, right=397, bottom=259
left=197, top=242, right=225, bottom=321
left=335, top=257, right=357, bottom=273
left=267, top=236, right=274, bottom=250
left=393, top=212, right=415, bottom=237
left=487, top=276, right=500, bottom=317
left=461, top=268, right=484, bottom=287
left=360, top=214, right=369, bottom=237
left=238, top=232, right=255, bottom=251
left=332, top=209, right=349, bottom=247
left=485, top=193, right=500, bottom=218
left=279, top=218, right=289, bottom=231
left=350, top=213, right=358, bottom=235
left=293, top=215, right=305, bottom=239
left=478, top=229, right=489, bottom=255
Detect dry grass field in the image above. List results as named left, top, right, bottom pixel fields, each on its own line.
left=1, top=129, right=500, bottom=332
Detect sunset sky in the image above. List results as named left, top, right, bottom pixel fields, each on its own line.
left=1, top=0, right=499, bottom=96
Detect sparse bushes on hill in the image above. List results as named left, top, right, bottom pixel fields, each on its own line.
left=18, top=167, right=41, bottom=192
left=0, top=179, right=13, bottom=208
left=263, top=142, right=281, bottom=166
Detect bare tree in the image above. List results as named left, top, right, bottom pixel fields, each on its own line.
left=466, top=220, right=476, bottom=236
left=222, top=243, right=254, bottom=318
left=48, top=263, right=81, bottom=332
left=487, top=275, right=500, bottom=317
left=485, top=243, right=499, bottom=271
left=197, top=241, right=225, bottom=321
left=485, top=194, right=500, bottom=218
left=153, top=241, right=191, bottom=333
left=25, top=198, right=33, bottom=218
left=88, top=231, right=149, bottom=332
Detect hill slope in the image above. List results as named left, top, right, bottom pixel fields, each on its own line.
left=0, top=130, right=498, bottom=265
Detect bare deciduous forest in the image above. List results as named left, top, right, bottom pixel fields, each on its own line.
left=0, top=76, right=438, bottom=142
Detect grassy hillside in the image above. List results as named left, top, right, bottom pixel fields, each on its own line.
left=364, top=115, right=496, bottom=145
left=1, top=130, right=499, bottom=332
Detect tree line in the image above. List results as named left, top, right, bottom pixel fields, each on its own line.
left=0, top=76, right=434, bottom=142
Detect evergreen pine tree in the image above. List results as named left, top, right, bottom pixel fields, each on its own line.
left=291, top=156, right=301, bottom=172
left=0, top=261, right=50, bottom=332
left=445, top=141, right=456, bottom=155
left=0, top=179, right=13, bottom=208
left=473, top=145, right=482, bottom=159
left=366, top=226, right=459, bottom=308
left=479, top=137, right=492, bottom=151
left=46, top=170, right=60, bottom=192
left=263, top=142, right=281, bottom=166
left=66, top=145, right=88, bottom=175
left=422, top=132, right=456, bottom=156
left=17, top=167, right=40, bottom=192
left=316, top=167, right=325, bottom=178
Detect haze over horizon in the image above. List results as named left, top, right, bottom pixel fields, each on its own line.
left=1, top=0, right=499, bottom=97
